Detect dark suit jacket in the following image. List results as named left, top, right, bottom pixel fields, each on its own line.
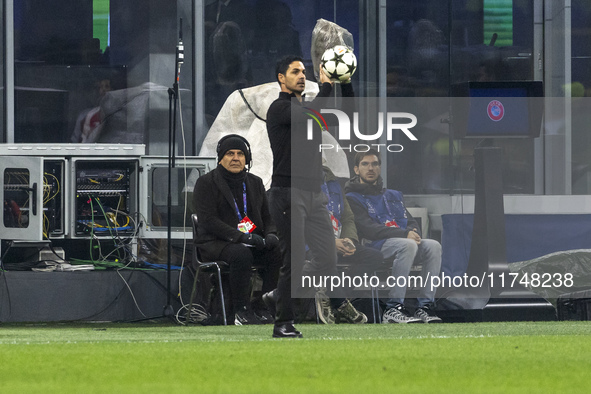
left=193, top=166, right=277, bottom=260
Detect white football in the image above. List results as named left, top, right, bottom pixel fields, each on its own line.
left=321, top=45, right=357, bottom=82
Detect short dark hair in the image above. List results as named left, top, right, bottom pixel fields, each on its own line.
left=354, top=148, right=382, bottom=167
left=275, top=55, right=304, bottom=85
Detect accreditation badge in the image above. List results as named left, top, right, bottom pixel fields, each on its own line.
left=330, top=213, right=341, bottom=238
left=237, top=216, right=256, bottom=233
left=385, top=219, right=399, bottom=228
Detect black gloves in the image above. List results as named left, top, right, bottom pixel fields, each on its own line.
left=240, top=233, right=266, bottom=250
left=240, top=233, right=279, bottom=251
left=264, top=234, right=279, bottom=250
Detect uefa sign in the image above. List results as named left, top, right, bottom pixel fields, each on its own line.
left=487, top=100, right=505, bottom=122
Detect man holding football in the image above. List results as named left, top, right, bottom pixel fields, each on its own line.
left=265, top=55, right=365, bottom=338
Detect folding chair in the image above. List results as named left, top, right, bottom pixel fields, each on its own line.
left=187, top=214, right=229, bottom=325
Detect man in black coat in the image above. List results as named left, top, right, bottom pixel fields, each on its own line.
left=265, top=55, right=366, bottom=338
left=193, top=134, right=281, bottom=325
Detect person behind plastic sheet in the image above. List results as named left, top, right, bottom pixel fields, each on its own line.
left=193, top=134, right=281, bottom=325
left=71, top=78, right=111, bottom=143
left=345, top=148, right=443, bottom=324
left=311, top=164, right=385, bottom=324
left=265, top=55, right=366, bottom=338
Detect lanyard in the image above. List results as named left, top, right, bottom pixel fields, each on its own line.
left=233, top=183, right=247, bottom=221
left=363, top=194, right=393, bottom=218
left=321, top=181, right=340, bottom=216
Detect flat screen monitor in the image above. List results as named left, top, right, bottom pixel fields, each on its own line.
left=451, top=81, right=544, bottom=139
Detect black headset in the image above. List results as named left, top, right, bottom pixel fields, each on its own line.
left=216, top=134, right=252, bottom=169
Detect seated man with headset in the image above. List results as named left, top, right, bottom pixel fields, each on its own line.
left=193, top=134, right=281, bottom=325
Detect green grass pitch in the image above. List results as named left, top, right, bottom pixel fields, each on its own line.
left=1, top=321, right=590, bottom=393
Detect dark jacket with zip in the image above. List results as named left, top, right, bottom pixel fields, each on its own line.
left=345, top=175, right=420, bottom=250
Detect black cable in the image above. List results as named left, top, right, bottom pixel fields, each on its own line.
left=85, top=194, right=142, bottom=266
left=71, top=278, right=132, bottom=322
left=92, top=196, right=123, bottom=261
left=115, top=269, right=181, bottom=323
left=2, top=261, right=45, bottom=271
left=70, top=268, right=143, bottom=322
left=238, top=89, right=266, bottom=122
left=137, top=269, right=180, bottom=300
left=48, top=243, right=65, bottom=261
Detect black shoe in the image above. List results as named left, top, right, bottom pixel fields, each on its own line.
left=272, top=323, right=303, bottom=338
left=234, top=306, right=263, bottom=325
left=254, top=308, right=274, bottom=324
left=262, top=290, right=277, bottom=319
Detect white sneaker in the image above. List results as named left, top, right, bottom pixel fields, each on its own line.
left=414, top=305, right=443, bottom=323
left=382, top=303, right=422, bottom=324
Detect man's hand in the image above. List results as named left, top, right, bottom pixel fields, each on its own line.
left=319, top=64, right=334, bottom=85
left=240, top=233, right=266, bottom=250
left=406, top=229, right=421, bottom=245
left=264, top=234, right=279, bottom=250
left=335, top=238, right=356, bottom=256
left=340, top=76, right=352, bottom=84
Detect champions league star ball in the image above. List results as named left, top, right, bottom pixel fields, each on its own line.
left=321, top=45, right=357, bottom=82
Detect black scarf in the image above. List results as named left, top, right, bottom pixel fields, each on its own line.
left=218, top=164, right=248, bottom=214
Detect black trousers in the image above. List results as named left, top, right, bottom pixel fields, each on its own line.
left=268, top=186, right=341, bottom=325
left=219, top=243, right=281, bottom=314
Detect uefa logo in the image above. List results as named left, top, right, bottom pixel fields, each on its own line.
left=487, top=100, right=505, bottom=122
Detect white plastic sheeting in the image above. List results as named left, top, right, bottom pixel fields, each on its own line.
left=199, top=80, right=350, bottom=188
